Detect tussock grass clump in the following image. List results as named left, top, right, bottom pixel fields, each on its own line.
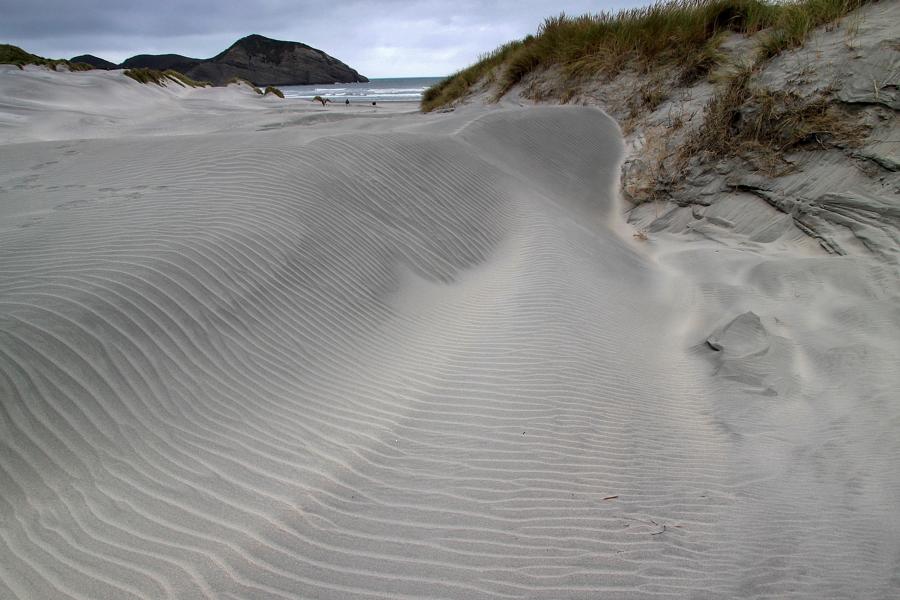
left=1, top=44, right=93, bottom=71
left=684, top=62, right=756, bottom=157
left=748, top=90, right=868, bottom=152
left=124, top=68, right=211, bottom=87
left=627, top=74, right=671, bottom=120
left=226, top=77, right=263, bottom=94
left=422, top=0, right=871, bottom=111
left=124, top=68, right=167, bottom=84
left=264, top=85, right=285, bottom=98
left=421, top=41, right=523, bottom=112
left=758, top=0, right=867, bottom=58
left=164, top=70, right=211, bottom=88
left=683, top=65, right=868, bottom=170
left=496, top=0, right=777, bottom=96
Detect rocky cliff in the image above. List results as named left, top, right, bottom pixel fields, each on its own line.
left=196, top=34, right=367, bottom=86
left=117, top=35, right=367, bottom=86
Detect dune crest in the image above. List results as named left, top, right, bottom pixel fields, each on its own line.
left=1, top=67, right=899, bottom=598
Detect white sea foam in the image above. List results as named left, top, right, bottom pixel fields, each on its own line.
left=281, top=77, right=442, bottom=102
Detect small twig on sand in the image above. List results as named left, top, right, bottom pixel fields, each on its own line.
left=602, top=495, right=619, bottom=501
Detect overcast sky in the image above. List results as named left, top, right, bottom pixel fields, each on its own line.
left=2, top=1, right=649, bottom=78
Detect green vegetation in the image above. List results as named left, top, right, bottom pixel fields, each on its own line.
left=164, top=70, right=211, bottom=88
left=422, top=0, right=870, bottom=111
left=626, top=73, right=670, bottom=120
left=123, top=68, right=165, bottom=84
left=422, top=0, right=874, bottom=203
left=0, top=44, right=44, bottom=66
left=226, top=76, right=263, bottom=94
left=124, top=68, right=210, bottom=87
left=264, top=85, right=285, bottom=98
left=0, top=44, right=92, bottom=71
left=421, top=40, right=524, bottom=112
left=757, top=0, right=868, bottom=58
left=677, top=0, right=868, bottom=173
left=683, top=70, right=868, bottom=170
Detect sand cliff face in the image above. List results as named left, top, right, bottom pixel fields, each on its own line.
left=1, top=23, right=899, bottom=599
left=457, top=2, right=899, bottom=266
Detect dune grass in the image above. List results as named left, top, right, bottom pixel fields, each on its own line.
left=422, top=0, right=870, bottom=111
left=264, top=85, right=285, bottom=98
left=226, top=77, right=263, bottom=94
left=757, top=0, right=869, bottom=58
left=124, top=68, right=211, bottom=88
left=165, top=70, right=211, bottom=88
left=1, top=44, right=92, bottom=71
left=682, top=66, right=868, bottom=171
left=421, top=41, right=524, bottom=112
left=123, top=68, right=165, bottom=84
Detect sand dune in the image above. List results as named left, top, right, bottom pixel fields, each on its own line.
left=1, top=70, right=898, bottom=598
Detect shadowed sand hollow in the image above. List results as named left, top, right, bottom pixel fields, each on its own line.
left=1, top=72, right=898, bottom=598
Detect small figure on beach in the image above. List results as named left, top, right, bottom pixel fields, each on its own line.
left=312, top=95, right=330, bottom=107
left=372, top=101, right=377, bottom=106
left=345, top=99, right=349, bottom=105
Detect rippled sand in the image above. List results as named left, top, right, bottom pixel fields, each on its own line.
left=1, top=68, right=898, bottom=599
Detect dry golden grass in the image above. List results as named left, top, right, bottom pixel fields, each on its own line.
left=264, top=86, right=285, bottom=98
left=622, top=124, right=682, bottom=203
left=124, top=68, right=210, bottom=88
left=226, top=77, right=263, bottom=94
left=422, top=0, right=871, bottom=112
left=627, top=74, right=670, bottom=121
left=421, top=41, right=523, bottom=111
left=682, top=66, right=869, bottom=171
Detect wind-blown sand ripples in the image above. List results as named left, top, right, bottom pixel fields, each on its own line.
left=1, top=92, right=897, bottom=598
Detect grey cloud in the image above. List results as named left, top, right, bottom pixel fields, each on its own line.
left=2, top=1, right=644, bottom=76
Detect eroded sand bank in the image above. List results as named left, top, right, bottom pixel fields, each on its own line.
left=1, top=69, right=898, bottom=598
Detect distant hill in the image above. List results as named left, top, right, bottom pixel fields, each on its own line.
left=117, top=35, right=367, bottom=86
left=7, top=35, right=368, bottom=86
left=70, top=54, right=117, bottom=70
left=1, top=44, right=92, bottom=71
left=119, top=53, right=202, bottom=73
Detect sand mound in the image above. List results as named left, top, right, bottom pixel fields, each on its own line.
left=0, top=65, right=274, bottom=143
left=1, top=74, right=898, bottom=598
left=707, top=312, right=769, bottom=356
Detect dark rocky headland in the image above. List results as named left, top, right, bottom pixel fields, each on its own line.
left=76, top=34, right=367, bottom=86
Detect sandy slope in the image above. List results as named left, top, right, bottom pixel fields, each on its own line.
left=1, top=69, right=899, bottom=598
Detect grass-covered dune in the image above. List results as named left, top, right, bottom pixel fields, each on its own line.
left=0, top=44, right=92, bottom=71
left=422, top=0, right=871, bottom=112
left=123, top=68, right=283, bottom=97
left=124, top=68, right=212, bottom=88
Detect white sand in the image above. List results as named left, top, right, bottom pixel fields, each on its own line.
left=1, top=67, right=898, bottom=599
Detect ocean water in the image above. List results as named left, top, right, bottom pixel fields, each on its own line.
left=279, top=77, right=444, bottom=103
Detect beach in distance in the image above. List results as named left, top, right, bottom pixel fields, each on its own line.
left=280, top=77, right=444, bottom=102
left=1, top=0, right=899, bottom=597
